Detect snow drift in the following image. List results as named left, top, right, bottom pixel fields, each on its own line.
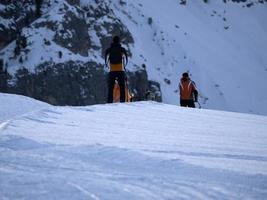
left=0, top=93, right=267, bottom=199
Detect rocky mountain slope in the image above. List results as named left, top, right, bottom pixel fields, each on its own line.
left=0, top=0, right=161, bottom=105
left=0, top=0, right=267, bottom=114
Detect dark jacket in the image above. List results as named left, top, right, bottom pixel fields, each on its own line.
left=105, top=43, right=128, bottom=65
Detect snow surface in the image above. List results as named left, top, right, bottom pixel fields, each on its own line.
left=1, top=93, right=267, bottom=199
left=0, top=93, right=49, bottom=123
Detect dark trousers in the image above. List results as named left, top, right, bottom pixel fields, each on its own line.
left=108, top=71, right=125, bottom=103
left=180, top=99, right=195, bottom=108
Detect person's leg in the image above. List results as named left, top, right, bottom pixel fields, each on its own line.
left=187, top=100, right=195, bottom=108
left=107, top=72, right=116, bottom=103
left=180, top=99, right=187, bottom=107
left=117, top=72, right=125, bottom=102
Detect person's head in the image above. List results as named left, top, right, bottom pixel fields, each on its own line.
left=182, top=72, right=189, bottom=78
left=181, top=72, right=190, bottom=81
left=112, top=36, right=120, bottom=44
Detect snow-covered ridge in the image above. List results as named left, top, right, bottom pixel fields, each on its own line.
left=0, top=92, right=50, bottom=123
left=0, top=93, right=267, bottom=199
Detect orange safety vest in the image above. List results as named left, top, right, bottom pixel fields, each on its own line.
left=179, top=79, right=196, bottom=100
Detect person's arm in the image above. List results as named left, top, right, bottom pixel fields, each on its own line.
left=193, top=90, right=198, bottom=102
left=104, top=48, right=110, bottom=66
left=122, top=47, right=128, bottom=66
left=192, top=82, right=198, bottom=102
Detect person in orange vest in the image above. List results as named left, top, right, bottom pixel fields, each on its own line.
left=105, top=36, right=128, bottom=103
left=179, top=72, right=198, bottom=108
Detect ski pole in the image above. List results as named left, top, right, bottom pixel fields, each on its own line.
left=196, top=101, right=201, bottom=109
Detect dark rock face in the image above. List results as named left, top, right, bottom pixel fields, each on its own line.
left=66, top=0, right=80, bottom=6
left=127, top=69, right=162, bottom=102
left=229, top=0, right=267, bottom=7
left=6, top=62, right=160, bottom=105
left=0, top=0, right=36, bottom=49
left=0, top=59, right=8, bottom=92
left=81, top=0, right=134, bottom=57
left=148, top=81, right=162, bottom=102
left=53, top=10, right=90, bottom=56
left=7, top=61, right=107, bottom=105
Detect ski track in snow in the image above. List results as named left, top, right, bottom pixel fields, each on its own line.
left=1, top=94, right=267, bottom=199
left=68, top=182, right=100, bottom=200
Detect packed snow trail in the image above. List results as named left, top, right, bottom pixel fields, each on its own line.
left=0, top=94, right=267, bottom=199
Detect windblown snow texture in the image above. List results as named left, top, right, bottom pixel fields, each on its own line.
left=0, top=93, right=267, bottom=199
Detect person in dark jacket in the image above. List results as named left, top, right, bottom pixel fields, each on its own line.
left=179, top=72, right=198, bottom=108
left=105, top=36, right=128, bottom=103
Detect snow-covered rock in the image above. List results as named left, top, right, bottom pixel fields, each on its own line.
left=0, top=0, right=159, bottom=105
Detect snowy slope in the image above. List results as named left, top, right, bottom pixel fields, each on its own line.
left=0, top=93, right=50, bottom=123
left=1, top=94, right=267, bottom=199
left=110, top=0, right=267, bottom=115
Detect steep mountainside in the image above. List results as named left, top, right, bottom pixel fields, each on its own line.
left=0, top=0, right=161, bottom=105
left=0, top=0, right=266, bottom=114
